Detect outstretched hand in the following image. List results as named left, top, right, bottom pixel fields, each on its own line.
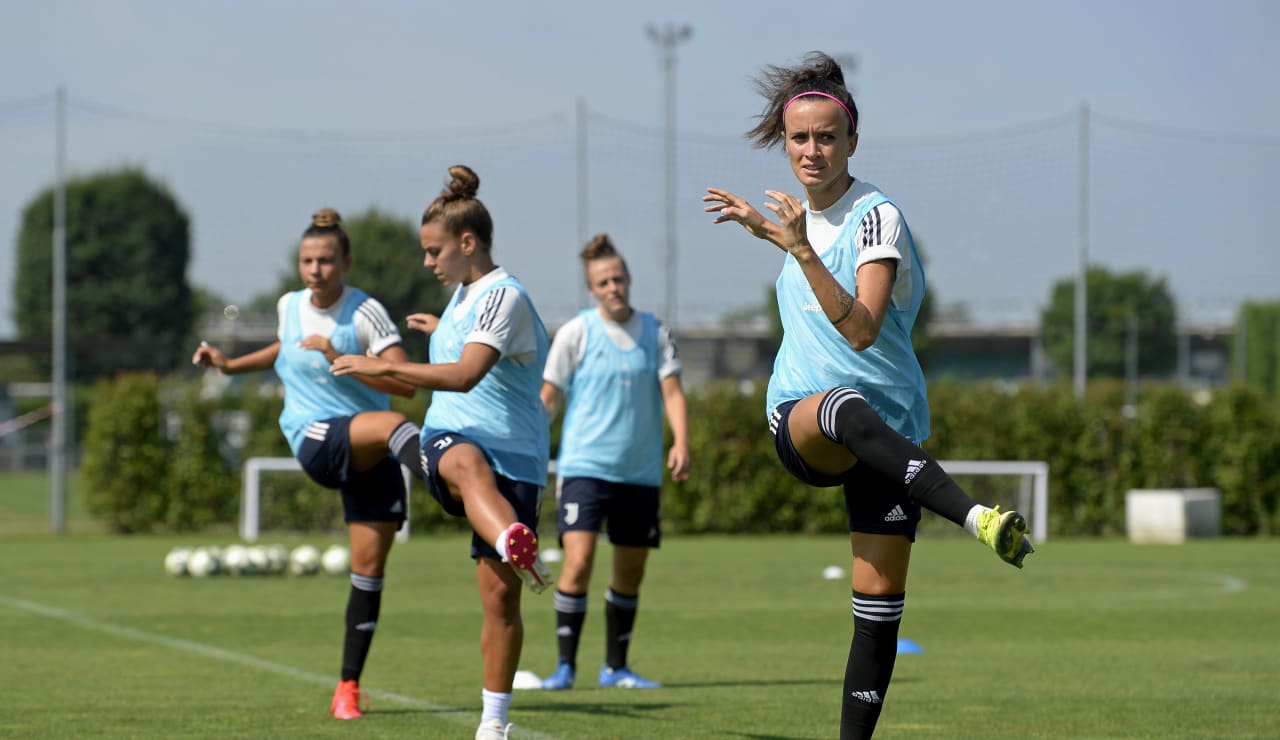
left=330, top=353, right=390, bottom=378
left=406, top=313, right=439, bottom=335
left=703, top=187, right=811, bottom=255
left=703, top=187, right=774, bottom=241
left=191, top=341, right=226, bottom=370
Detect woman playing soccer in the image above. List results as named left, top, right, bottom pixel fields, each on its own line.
left=703, top=52, right=1034, bottom=738
left=330, top=165, right=551, bottom=740
left=537, top=234, right=690, bottom=692
left=192, top=208, right=427, bottom=720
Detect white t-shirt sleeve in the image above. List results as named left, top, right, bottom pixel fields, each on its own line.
left=854, top=203, right=915, bottom=308
left=275, top=294, right=290, bottom=341
left=656, top=320, right=682, bottom=380
left=353, top=296, right=403, bottom=355
left=465, top=285, right=539, bottom=365
left=543, top=316, right=586, bottom=390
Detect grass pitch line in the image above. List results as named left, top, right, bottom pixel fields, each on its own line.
left=0, top=593, right=564, bottom=740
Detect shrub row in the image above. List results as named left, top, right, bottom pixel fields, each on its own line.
left=81, top=374, right=1280, bottom=537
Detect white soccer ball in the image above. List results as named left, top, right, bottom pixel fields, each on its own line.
left=264, top=544, right=289, bottom=575
left=246, top=545, right=271, bottom=575
left=289, top=545, right=321, bottom=576
left=163, top=547, right=192, bottom=576
left=822, top=564, right=847, bottom=580
left=222, top=544, right=251, bottom=576
left=322, top=544, right=351, bottom=576
left=187, top=547, right=221, bottom=578
left=541, top=547, right=563, bottom=564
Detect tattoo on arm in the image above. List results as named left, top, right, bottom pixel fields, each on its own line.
left=830, top=289, right=855, bottom=328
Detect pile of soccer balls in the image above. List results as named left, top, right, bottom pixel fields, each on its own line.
left=163, top=543, right=350, bottom=578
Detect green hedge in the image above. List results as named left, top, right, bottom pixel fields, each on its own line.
left=79, top=374, right=1280, bottom=537
left=81, top=373, right=234, bottom=533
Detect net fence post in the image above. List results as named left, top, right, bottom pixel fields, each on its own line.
left=241, top=457, right=262, bottom=543
left=396, top=465, right=411, bottom=543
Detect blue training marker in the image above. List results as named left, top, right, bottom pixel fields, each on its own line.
left=896, top=638, right=924, bottom=654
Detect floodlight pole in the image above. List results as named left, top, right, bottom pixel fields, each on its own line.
left=50, top=86, right=68, bottom=534
left=576, top=96, right=589, bottom=311
left=1073, top=102, right=1090, bottom=400
left=646, top=22, right=692, bottom=330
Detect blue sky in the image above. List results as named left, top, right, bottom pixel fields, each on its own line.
left=3, top=0, right=1278, bottom=339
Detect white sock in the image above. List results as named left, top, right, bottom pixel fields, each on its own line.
left=481, top=688, right=511, bottom=724
left=963, top=505, right=990, bottom=538
left=493, top=524, right=511, bottom=562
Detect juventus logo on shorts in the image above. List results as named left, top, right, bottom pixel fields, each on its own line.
left=563, top=502, right=580, bottom=525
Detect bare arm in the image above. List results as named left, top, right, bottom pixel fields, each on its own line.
left=355, top=344, right=417, bottom=399
left=192, top=340, right=280, bottom=374
left=660, top=374, right=691, bottom=482
left=540, top=381, right=563, bottom=417
left=794, top=252, right=896, bottom=350
left=330, top=341, right=500, bottom=393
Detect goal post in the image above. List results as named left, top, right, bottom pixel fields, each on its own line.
left=241, top=456, right=411, bottom=543
left=939, top=460, right=1049, bottom=542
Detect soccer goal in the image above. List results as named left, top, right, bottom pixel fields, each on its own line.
left=939, top=459, right=1049, bottom=542
left=240, top=456, right=411, bottom=543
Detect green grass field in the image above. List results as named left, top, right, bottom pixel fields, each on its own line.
left=3, top=476, right=1279, bottom=738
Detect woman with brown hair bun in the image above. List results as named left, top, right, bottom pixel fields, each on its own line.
left=704, top=52, right=1034, bottom=738
left=537, top=233, right=690, bottom=692
left=193, top=207, right=424, bottom=721
left=330, top=165, right=552, bottom=740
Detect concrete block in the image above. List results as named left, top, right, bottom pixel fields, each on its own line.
left=1125, top=488, right=1222, bottom=544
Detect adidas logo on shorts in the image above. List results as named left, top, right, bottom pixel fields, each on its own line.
left=884, top=505, right=908, bottom=522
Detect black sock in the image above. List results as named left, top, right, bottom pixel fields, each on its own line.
left=340, top=573, right=383, bottom=682
left=841, top=590, right=904, bottom=740
left=818, top=387, right=975, bottom=526
left=553, top=590, right=588, bottom=669
left=388, top=421, right=425, bottom=481
left=604, top=588, right=639, bottom=670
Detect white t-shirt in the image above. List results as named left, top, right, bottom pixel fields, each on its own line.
left=452, top=267, right=540, bottom=367
left=543, top=309, right=681, bottom=390
left=275, top=286, right=402, bottom=355
left=807, top=178, right=915, bottom=309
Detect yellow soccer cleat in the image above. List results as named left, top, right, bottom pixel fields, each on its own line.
left=976, top=506, right=1035, bottom=568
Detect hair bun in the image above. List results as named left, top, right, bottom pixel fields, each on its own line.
left=312, top=207, right=342, bottom=228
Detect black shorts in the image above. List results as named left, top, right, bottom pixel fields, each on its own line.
left=296, top=415, right=407, bottom=524
left=770, top=399, right=920, bottom=541
left=420, top=431, right=542, bottom=561
left=556, top=476, right=661, bottom=549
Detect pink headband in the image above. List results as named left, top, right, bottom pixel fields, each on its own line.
left=783, top=91, right=857, bottom=131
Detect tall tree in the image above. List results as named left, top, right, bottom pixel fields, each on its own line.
left=14, top=168, right=194, bottom=378
left=1041, top=267, right=1177, bottom=379
left=1236, top=300, right=1280, bottom=400
left=257, top=208, right=447, bottom=359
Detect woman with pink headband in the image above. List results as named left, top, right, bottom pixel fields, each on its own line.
left=704, top=52, right=1034, bottom=738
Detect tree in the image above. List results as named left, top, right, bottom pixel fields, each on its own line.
left=14, top=168, right=194, bottom=379
left=257, top=208, right=448, bottom=359
left=1041, top=267, right=1177, bottom=379
left=1236, top=301, right=1280, bottom=401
